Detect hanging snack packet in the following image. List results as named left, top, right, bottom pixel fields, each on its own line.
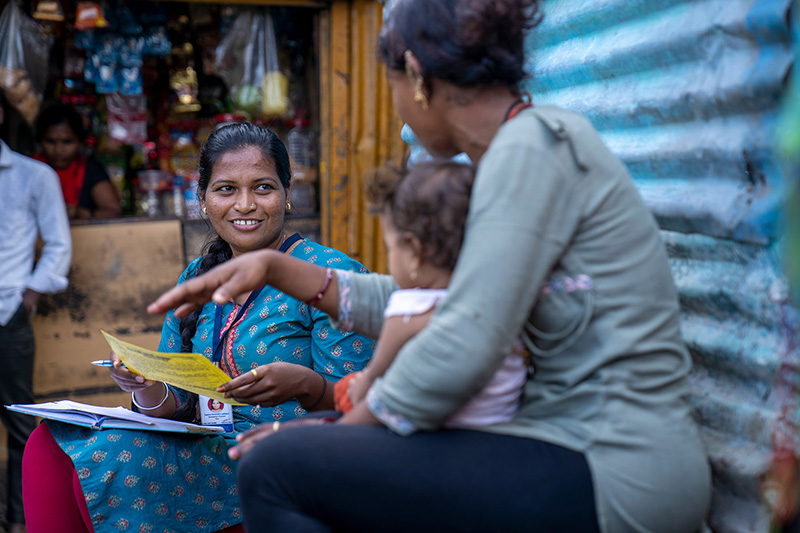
left=63, top=47, right=86, bottom=80
left=75, top=1, right=108, bottom=30
left=84, top=53, right=98, bottom=83
left=118, top=65, right=142, bottom=95
left=106, top=93, right=147, bottom=144
left=95, top=61, right=117, bottom=93
left=94, top=32, right=117, bottom=62
left=120, top=36, right=143, bottom=67
left=33, top=0, right=65, bottom=21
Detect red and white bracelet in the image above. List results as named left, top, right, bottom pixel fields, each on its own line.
left=305, top=267, right=334, bottom=306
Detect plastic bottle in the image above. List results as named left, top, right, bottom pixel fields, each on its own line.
left=287, top=117, right=315, bottom=171
left=184, top=172, right=202, bottom=220
left=287, top=116, right=317, bottom=214
left=138, top=170, right=168, bottom=217
left=172, top=175, right=185, bottom=218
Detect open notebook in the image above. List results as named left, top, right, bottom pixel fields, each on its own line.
left=7, top=400, right=224, bottom=434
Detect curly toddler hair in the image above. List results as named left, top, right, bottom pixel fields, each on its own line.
left=366, top=160, right=475, bottom=271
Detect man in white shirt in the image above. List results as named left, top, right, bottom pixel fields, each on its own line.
left=0, top=95, right=71, bottom=533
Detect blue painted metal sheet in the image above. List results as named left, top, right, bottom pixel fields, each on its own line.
left=529, top=0, right=792, bottom=245
left=526, top=1, right=797, bottom=531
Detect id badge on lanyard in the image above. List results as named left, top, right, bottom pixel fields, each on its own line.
left=199, top=394, right=234, bottom=432
left=206, top=288, right=263, bottom=433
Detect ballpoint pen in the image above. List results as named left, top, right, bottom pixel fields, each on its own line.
left=90, top=360, right=126, bottom=368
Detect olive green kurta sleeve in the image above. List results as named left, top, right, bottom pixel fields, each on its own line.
left=332, top=271, right=397, bottom=339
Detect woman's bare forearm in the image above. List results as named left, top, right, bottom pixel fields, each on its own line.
left=149, top=249, right=340, bottom=319
left=261, top=251, right=340, bottom=319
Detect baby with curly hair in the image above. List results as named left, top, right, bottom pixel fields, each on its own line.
left=335, top=160, right=529, bottom=427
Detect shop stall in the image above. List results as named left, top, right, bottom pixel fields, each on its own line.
left=0, top=0, right=405, bottom=457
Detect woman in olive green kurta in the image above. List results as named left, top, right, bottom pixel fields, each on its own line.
left=149, top=0, right=711, bottom=530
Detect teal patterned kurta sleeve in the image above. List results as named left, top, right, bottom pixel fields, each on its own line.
left=289, top=239, right=376, bottom=378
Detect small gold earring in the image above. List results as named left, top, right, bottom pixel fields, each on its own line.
left=286, top=202, right=291, bottom=211
left=413, top=77, right=429, bottom=110
left=404, top=50, right=429, bottom=111
left=202, top=206, right=207, bottom=215
left=404, top=50, right=415, bottom=78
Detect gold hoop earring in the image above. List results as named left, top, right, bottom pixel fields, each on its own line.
left=202, top=206, right=207, bottom=215
left=286, top=202, right=291, bottom=211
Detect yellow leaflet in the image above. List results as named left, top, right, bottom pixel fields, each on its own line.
left=101, top=330, right=245, bottom=406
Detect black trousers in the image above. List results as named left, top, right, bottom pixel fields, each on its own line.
left=0, top=305, right=36, bottom=524
left=238, top=422, right=600, bottom=533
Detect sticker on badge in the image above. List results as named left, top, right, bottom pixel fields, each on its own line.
left=199, top=394, right=234, bottom=433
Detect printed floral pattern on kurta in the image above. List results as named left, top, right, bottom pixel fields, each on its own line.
left=48, top=237, right=374, bottom=533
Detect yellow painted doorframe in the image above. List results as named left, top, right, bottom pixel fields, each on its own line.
left=319, top=0, right=406, bottom=274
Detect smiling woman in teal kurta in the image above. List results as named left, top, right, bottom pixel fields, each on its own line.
left=22, top=123, right=374, bottom=533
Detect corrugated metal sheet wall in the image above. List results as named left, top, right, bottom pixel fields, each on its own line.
left=528, top=1, right=796, bottom=531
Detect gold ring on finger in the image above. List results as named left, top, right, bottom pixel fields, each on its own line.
left=250, top=368, right=258, bottom=380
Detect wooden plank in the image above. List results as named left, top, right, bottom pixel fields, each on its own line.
left=353, top=0, right=377, bottom=269
left=374, top=17, right=392, bottom=276
left=321, top=1, right=403, bottom=272
left=348, top=1, right=363, bottom=262
left=0, top=220, right=185, bottom=462
left=318, top=9, right=333, bottom=246
left=357, top=0, right=380, bottom=272
left=327, top=1, right=353, bottom=256
left=32, top=220, right=186, bottom=397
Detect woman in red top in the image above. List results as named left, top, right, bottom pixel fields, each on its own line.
left=35, top=103, right=121, bottom=219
